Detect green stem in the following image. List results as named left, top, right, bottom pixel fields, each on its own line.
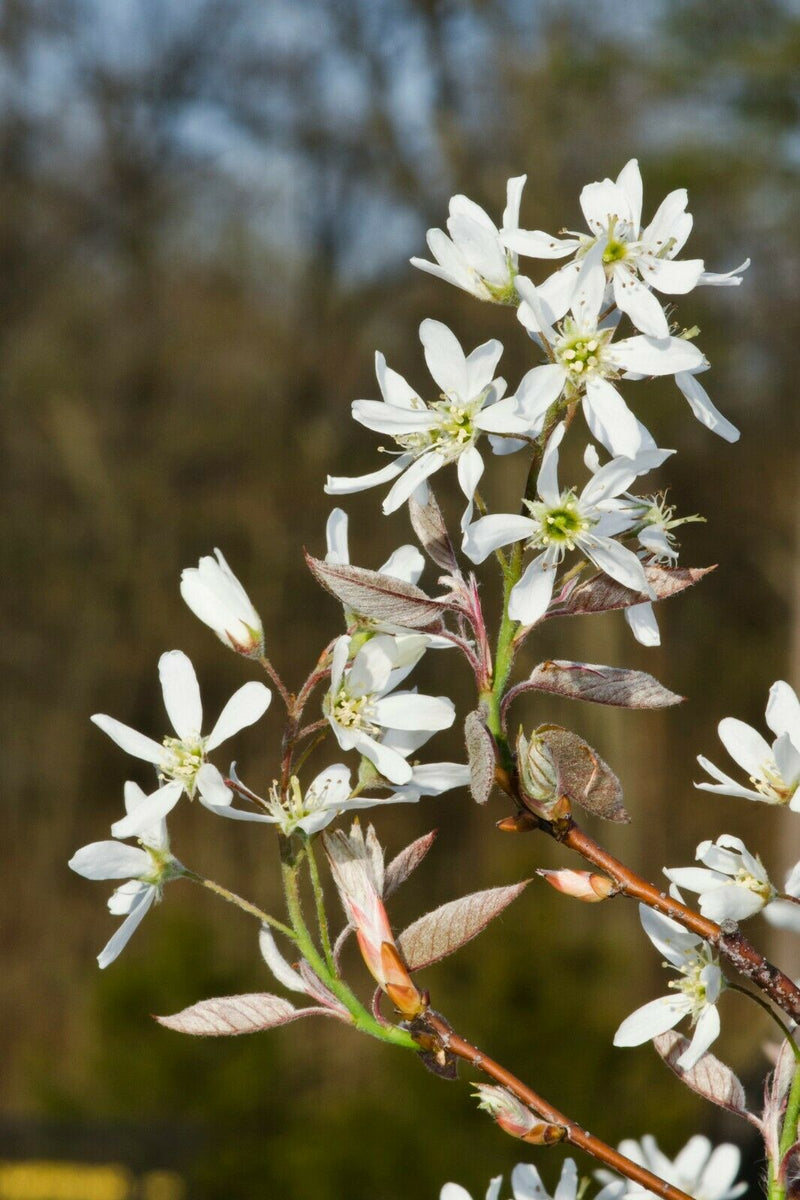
left=768, top=1055, right=800, bottom=1199
left=304, top=836, right=335, bottom=972
left=280, top=853, right=416, bottom=1050
left=184, top=871, right=296, bottom=941
left=728, top=982, right=800, bottom=1059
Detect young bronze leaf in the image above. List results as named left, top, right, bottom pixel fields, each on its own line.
left=763, top=1038, right=798, bottom=1162
left=464, top=709, right=496, bottom=805
left=155, top=993, right=341, bottom=1036
left=526, top=660, right=683, bottom=709
left=653, top=1031, right=760, bottom=1128
left=550, top=564, right=715, bottom=618
left=397, top=881, right=529, bottom=972
left=305, top=553, right=449, bottom=629
left=385, top=830, right=438, bottom=897
left=538, top=724, right=628, bottom=822
left=408, top=488, right=460, bottom=576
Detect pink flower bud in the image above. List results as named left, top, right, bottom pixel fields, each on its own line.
left=538, top=868, right=615, bottom=901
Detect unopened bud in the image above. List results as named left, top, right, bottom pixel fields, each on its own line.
left=472, top=1084, right=538, bottom=1139
left=538, top=868, right=615, bottom=902
left=516, top=730, right=570, bottom=820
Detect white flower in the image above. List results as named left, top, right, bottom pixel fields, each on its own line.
left=325, top=321, right=530, bottom=530
left=180, top=548, right=263, bottom=656
left=462, top=423, right=670, bottom=625
left=323, top=634, right=455, bottom=785
left=441, top=1161, right=590, bottom=1200
left=503, top=158, right=748, bottom=339
left=664, top=834, right=775, bottom=922
left=596, top=1134, right=747, bottom=1200
left=91, top=650, right=272, bottom=838
left=69, top=782, right=179, bottom=968
left=613, top=906, right=725, bottom=1070
left=764, top=861, right=800, bottom=933
left=508, top=270, right=708, bottom=458
left=411, top=176, right=527, bottom=304
left=696, top=680, right=800, bottom=809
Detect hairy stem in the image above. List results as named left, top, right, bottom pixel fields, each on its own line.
left=414, top=1009, right=693, bottom=1200
left=184, top=871, right=296, bottom=941
left=304, top=836, right=335, bottom=971
left=768, top=1056, right=800, bottom=1200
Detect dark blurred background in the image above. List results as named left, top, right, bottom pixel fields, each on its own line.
left=2, top=0, right=799, bottom=1197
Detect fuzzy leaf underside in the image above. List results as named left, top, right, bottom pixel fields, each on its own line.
left=653, top=1031, right=760, bottom=1127
left=538, top=724, right=628, bottom=822
left=464, top=709, right=496, bottom=805
left=408, top=488, right=460, bottom=575
left=526, top=659, right=683, bottom=709
left=398, top=881, right=529, bottom=972
left=385, top=830, right=437, bottom=898
left=155, top=993, right=340, bottom=1037
left=550, top=564, right=715, bottom=617
left=305, top=553, right=449, bottom=628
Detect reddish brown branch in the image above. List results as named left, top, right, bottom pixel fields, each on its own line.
left=415, top=1010, right=693, bottom=1200
left=561, top=822, right=800, bottom=1022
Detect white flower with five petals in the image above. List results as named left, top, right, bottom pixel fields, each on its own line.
left=613, top=906, right=725, bottom=1070
left=507, top=269, right=708, bottom=459
left=442, top=1160, right=612, bottom=1200
left=596, top=1134, right=747, bottom=1200
left=69, top=782, right=180, bottom=968
left=91, top=650, right=271, bottom=838
left=503, top=157, right=748, bottom=339
left=325, top=321, right=530, bottom=530
left=462, top=423, right=670, bottom=625
left=411, top=176, right=527, bottom=304
left=696, top=680, right=800, bottom=809
left=664, top=834, right=775, bottom=923
left=323, top=634, right=455, bottom=785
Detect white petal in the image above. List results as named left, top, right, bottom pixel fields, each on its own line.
left=766, top=680, right=800, bottom=744
left=440, top=1187, right=473, bottom=1200
left=510, top=1163, right=548, bottom=1200
left=351, top=399, right=436, bottom=436
left=614, top=994, right=689, bottom=1046
left=420, top=319, right=468, bottom=397
left=503, top=228, right=578, bottom=259
left=447, top=213, right=507, bottom=285
left=462, top=514, right=534, bottom=565
left=97, top=888, right=156, bottom=968
left=379, top=544, right=425, bottom=584
left=465, top=338, right=503, bottom=396
left=675, top=372, right=740, bottom=443
left=569, top=241, right=606, bottom=327
left=580, top=177, right=631, bottom=233
left=536, top=421, right=566, bottom=504
left=457, top=446, right=484, bottom=530
left=774, top=731, right=800, bottom=786
left=717, top=717, right=774, bottom=778
left=69, top=840, right=151, bottom=880
left=673, top=1135, right=712, bottom=1184
left=697, top=258, right=750, bottom=287
left=474, top=397, right=535, bottom=437
left=259, top=926, right=307, bottom=993
left=91, top=714, right=163, bottom=764
left=642, top=257, right=704, bottom=294
left=640, top=904, right=700, bottom=965
left=701, top=884, right=765, bottom=923
left=612, top=269, right=670, bottom=338
left=351, top=729, right=413, bottom=785
left=405, top=762, right=471, bottom=795
left=375, top=351, right=419, bottom=409
left=537, top=261, right=582, bottom=324
left=663, top=867, right=722, bottom=894
left=582, top=379, right=643, bottom=458
left=205, top=681, right=272, bottom=751
left=306, top=764, right=353, bottom=809
left=111, top=781, right=183, bottom=840
left=508, top=555, right=557, bottom=625
left=616, top=159, right=643, bottom=232
left=581, top=534, right=652, bottom=595
left=678, top=1003, right=720, bottom=1069
left=419, top=227, right=484, bottom=295
left=610, top=335, right=705, bottom=377
left=513, top=364, right=566, bottom=425
left=373, top=692, right=455, bottom=732
left=325, top=508, right=350, bottom=564
left=625, top=601, right=661, bottom=647
left=699, top=1144, right=742, bottom=1196
left=159, top=650, right=203, bottom=740
left=502, top=174, right=527, bottom=232
left=514, top=275, right=557, bottom=340
left=554, top=1159, right=579, bottom=1200
left=641, top=188, right=689, bottom=249
left=382, top=452, right=445, bottom=514
left=325, top=456, right=409, bottom=496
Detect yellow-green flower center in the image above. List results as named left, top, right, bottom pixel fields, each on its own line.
left=395, top=394, right=483, bottom=463
left=602, top=238, right=628, bottom=264
left=667, top=948, right=717, bottom=1022
left=752, top=760, right=797, bottom=806
left=328, top=688, right=379, bottom=737
left=160, top=735, right=205, bottom=795
left=525, top=492, right=592, bottom=551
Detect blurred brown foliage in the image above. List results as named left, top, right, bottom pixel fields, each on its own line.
left=1, top=1, right=798, bottom=1196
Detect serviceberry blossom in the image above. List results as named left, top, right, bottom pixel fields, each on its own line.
left=180, top=549, right=263, bottom=656
left=664, top=834, right=775, bottom=923
left=596, top=1134, right=747, bottom=1200
left=323, top=634, right=455, bottom=785
left=411, top=176, right=527, bottom=304
left=92, top=650, right=272, bottom=838
left=69, top=782, right=180, bottom=968
left=325, top=320, right=530, bottom=530
left=509, top=271, right=708, bottom=458
left=502, top=157, right=748, bottom=339
left=462, top=423, right=670, bottom=625
left=613, top=906, right=725, bottom=1070
left=696, top=680, right=800, bottom=809
left=442, top=1161, right=612, bottom=1200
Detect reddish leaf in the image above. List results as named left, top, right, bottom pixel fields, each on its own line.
left=464, top=710, right=496, bottom=805
left=305, top=553, right=450, bottom=629
left=385, top=831, right=437, bottom=898
left=526, top=660, right=683, bottom=709
left=155, top=993, right=343, bottom=1036
left=398, top=882, right=529, bottom=972
left=408, top=488, right=460, bottom=576
left=538, top=724, right=628, bottom=822
left=654, top=1031, right=760, bottom=1128
left=550, top=564, right=715, bottom=618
